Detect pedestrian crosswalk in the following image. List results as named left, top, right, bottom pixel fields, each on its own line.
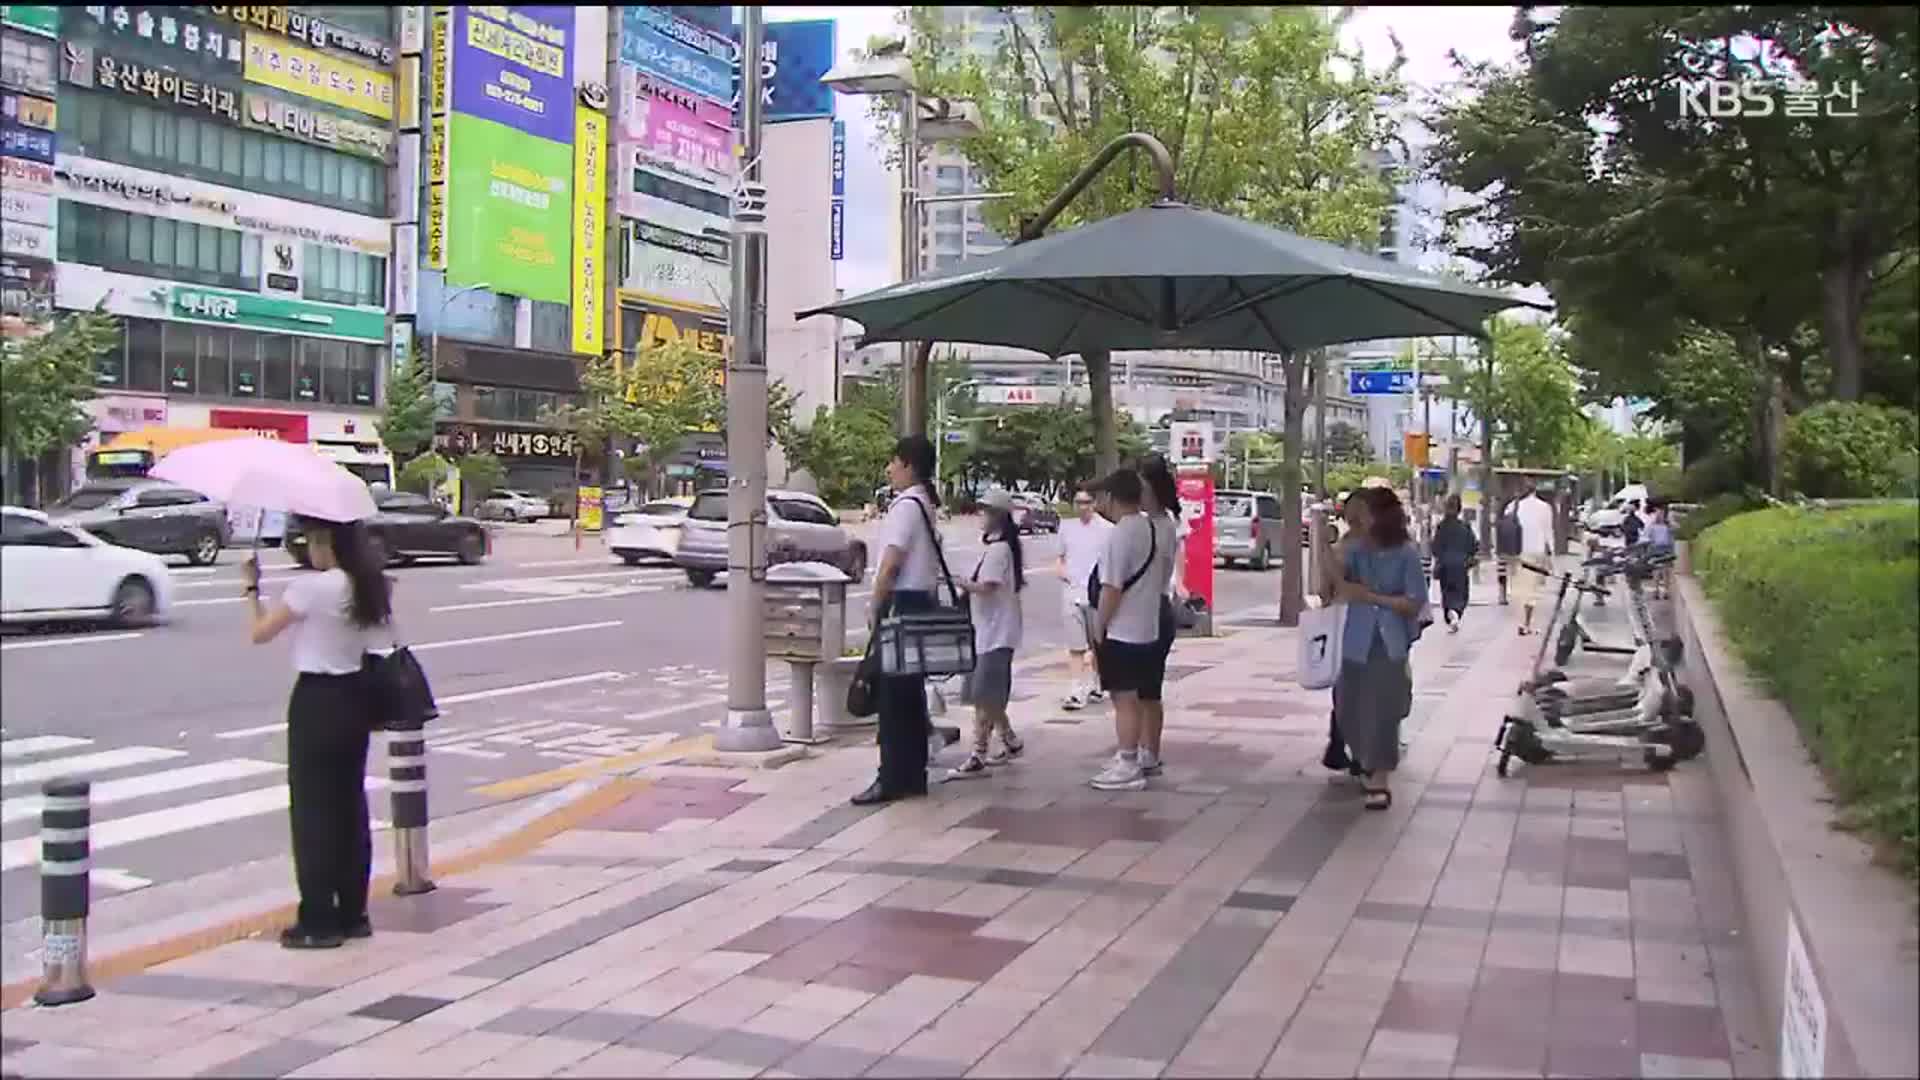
left=0, top=735, right=389, bottom=890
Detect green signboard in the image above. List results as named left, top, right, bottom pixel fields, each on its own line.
left=169, top=287, right=387, bottom=342
left=0, top=5, right=57, bottom=36
left=445, top=112, right=572, bottom=304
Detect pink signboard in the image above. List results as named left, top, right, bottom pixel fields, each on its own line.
left=629, top=92, right=732, bottom=180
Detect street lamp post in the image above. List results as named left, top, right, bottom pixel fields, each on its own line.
left=717, top=7, right=781, bottom=754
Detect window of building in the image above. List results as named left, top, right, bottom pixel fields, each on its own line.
left=301, top=6, right=393, bottom=38
left=56, top=90, right=387, bottom=216
left=126, top=320, right=164, bottom=394
left=292, top=338, right=322, bottom=401
left=195, top=328, right=228, bottom=397
left=932, top=206, right=963, bottom=226
left=317, top=339, right=350, bottom=405
left=933, top=165, right=964, bottom=196
left=529, top=301, right=570, bottom=354
left=1, top=31, right=56, bottom=96
left=934, top=253, right=962, bottom=269
left=59, top=202, right=261, bottom=292
left=229, top=329, right=263, bottom=398
left=301, top=243, right=386, bottom=308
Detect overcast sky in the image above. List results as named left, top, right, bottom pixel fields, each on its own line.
left=773, top=6, right=1529, bottom=295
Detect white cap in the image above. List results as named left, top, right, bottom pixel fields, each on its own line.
left=981, top=488, right=1015, bottom=512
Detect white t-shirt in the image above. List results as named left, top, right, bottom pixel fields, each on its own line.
left=1517, top=496, right=1557, bottom=559
left=282, top=569, right=374, bottom=675
left=969, top=540, right=1022, bottom=653
left=1097, top=511, right=1175, bottom=644
left=1163, top=510, right=1189, bottom=599
left=880, top=486, right=942, bottom=592
left=1057, top=514, right=1112, bottom=604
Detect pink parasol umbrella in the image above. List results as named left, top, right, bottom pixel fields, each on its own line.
left=152, top=437, right=377, bottom=524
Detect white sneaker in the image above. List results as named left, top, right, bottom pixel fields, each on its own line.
left=1087, top=689, right=1108, bottom=703
left=1090, top=753, right=1146, bottom=791
left=1061, top=692, right=1087, bottom=711
left=947, top=752, right=990, bottom=780
left=1137, top=748, right=1163, bottom=776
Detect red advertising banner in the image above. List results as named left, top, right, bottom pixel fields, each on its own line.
left=1176, top=465, right=1215, bottom=615
left=210, top=408, right=310, bottom=443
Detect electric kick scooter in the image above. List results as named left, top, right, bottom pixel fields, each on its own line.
left=1495, top=554, right=1704, bottom=776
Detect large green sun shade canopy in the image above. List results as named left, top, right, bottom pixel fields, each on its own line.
left=799, top=201, right=1547, bottom=355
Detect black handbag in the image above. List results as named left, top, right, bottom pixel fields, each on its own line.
left=363, top=630, right=439, bottom=733
left=845, top=642, right=882, bottom=718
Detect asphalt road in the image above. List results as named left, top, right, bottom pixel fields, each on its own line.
left=0, top=519, right=1288, bottom=923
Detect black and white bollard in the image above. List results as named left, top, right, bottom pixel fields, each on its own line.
left=386, top=722, right=435, bottom=896
left=36, top=778, right=95, bottom=1006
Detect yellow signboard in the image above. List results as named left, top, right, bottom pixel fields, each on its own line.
left=396, top=55, right=419, bottom=130
left=429, top=10, right=449, bottom=115
left=577, top=486, right=604, bottom=532
left=243, top=31, right=394, bottom=120
left=571, top=107, right=607, bottom=356
left=425, top=182, right=448, bottom=268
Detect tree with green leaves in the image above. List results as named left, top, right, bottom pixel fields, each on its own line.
left=1439, top=318, right=1587, bottom=469
left=397, top=451, right=452, bottom=497
left=455, top=452, right=505, bottom=511
left=1320, top=421, right=1371, bottom=465
left=1, top=309, right=118, bottom=505
left=877, top=4, right=1407, bottom=623
left=781, top=379, right=901, bottom=507
left=376, top=356, right=437, bottom=462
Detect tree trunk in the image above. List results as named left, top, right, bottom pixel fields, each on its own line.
left=1820, top=256, right=1871, bottom=401
left=1746, top=337, right=1786, bottom=497
left=1278, top=352, right=1310, bottom=627
left=1084, top=348, right=1118, bottom=476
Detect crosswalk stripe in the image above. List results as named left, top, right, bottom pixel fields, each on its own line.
left=1, top=746, right=188, bottom=789
left=0, top=776, right=391, bottom=872
left=0, top=736, right=93, bottom=761
left=1, top=758, right=285, bottom=826
left=93, top=868, right=153, bottom=892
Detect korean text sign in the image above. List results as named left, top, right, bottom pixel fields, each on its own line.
left=620, top=7, right=731, bottom=105
left=243, top=31, right=393, bottom=120
left=445, top=111, right=571, bottom=303
left=451, top=5, right=573, bottom=145
left=571, top=104, right=606, bottom=355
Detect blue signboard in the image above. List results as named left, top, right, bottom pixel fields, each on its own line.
left=623, top=6, right=734, bottom=104
left=0, top=120, right=53, bottom=163
left=830, top=119, right=845, bottom=197
left=1348, top=369, right=1415, bottom=395
left=735, top=19, right=836, bottom=122
left=830, top=201, right=844, bottom=261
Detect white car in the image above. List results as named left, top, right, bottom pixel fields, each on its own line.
left=605, top=497, right=693, bottom=565
left=1, top=506, right=174, bottom=626
left=479, top=489, right=548, bottom=522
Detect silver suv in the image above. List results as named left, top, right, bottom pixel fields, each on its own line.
left=674, top=488, right=868, bottom=588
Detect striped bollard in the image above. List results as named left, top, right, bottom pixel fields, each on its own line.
left=387, top=721, right=435, bottom=896
left=36, top=778, right=95, bottom=1006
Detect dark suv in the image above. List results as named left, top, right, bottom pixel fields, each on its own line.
left=46, top=479, right=231, bottom=565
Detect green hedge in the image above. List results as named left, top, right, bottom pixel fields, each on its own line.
left=1694, top=505, right=1920, bottom=883
left=1675, top=491, right=1762, bottom=541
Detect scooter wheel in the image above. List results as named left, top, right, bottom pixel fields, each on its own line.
left=1497, top=751, right=1513, bottom=778
left=1645, top=747, right=1679, bottom=772
left=1670, top=722, right=1706, bottom=761
left=1675, top=685, right=1696, bottom=718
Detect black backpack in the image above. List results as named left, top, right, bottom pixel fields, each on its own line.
left=1496, top=510, right=1522, bottom=556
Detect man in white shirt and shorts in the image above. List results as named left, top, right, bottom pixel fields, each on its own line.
left=1513, top=483, right=1559, bottom=635
left=1056, top=482, right=1112, bottom=710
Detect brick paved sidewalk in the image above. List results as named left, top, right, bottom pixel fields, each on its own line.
left=1, top=604, right=1770, bottom=1079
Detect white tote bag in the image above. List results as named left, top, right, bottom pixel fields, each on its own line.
left=1296, top=601, right=1349, bottom=690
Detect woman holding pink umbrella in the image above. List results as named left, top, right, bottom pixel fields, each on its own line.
left=154, top=437, right=394, bottom=949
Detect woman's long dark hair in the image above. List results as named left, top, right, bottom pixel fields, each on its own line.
left=893, top=434, right=940, bottom=508
left=1360, top=487, right=1411, bottom=549
left=1138, top=455, right=1181, bottom=519
left=302, top=516, right=392, bottom=628
left=983, top=506, right=1026, bottom=592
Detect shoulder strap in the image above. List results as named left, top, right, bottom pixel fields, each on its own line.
left=1120, top=514, right=1158, bottom=593
left=903, top=495, right=963, bottom=606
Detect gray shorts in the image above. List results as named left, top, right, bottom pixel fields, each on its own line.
left=965, top=648, right=1014, bottom=709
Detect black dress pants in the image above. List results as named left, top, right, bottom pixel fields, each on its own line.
left=287, top=672, right=373, bottom=934
left=874, top=590, right=933, bottom=794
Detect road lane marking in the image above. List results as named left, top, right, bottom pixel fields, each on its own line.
left=508, top=558, right=627, bottom=569
left=438, top=671, right=624, bottom=706
left=92, top=868, right=154, bottom=892
left=411, top=621, right=623, bottom=652
left=1, top=759, right=285, bottom=825
left=214, top=722, right=286, bottom=740
left=0, top=736, right=93, bottom=760
left=470, top=733, right=712, bottom=800
left=173, top=597, right=244, bottom=607
left=1, top=632, right=145, bottom=652
left=1, top=746, right=188, bottom=789
left=462, top=569, right=679, bottom=590
left=429, top=588, right=660, bottom=613
left=0, top=777, right=391, bottom=871
left=620, top=694, right=727, bottom=724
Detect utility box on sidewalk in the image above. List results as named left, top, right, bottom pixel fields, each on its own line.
left=765, top=562, right=850, bottom=744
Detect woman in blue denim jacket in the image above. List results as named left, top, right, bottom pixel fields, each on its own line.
left=1322, top=487, right=1428, bottom=810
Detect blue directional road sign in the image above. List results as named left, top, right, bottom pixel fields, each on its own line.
left=1348, top=369, right=1415, bottom=395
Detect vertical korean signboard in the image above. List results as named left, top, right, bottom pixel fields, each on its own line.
left=829, top=119, right=844, bottom=261
left=444, top=5, right=575, bottom=303
left=424, top=8, right=449, bottom=269
left=571, top=96, right=606, bottom=355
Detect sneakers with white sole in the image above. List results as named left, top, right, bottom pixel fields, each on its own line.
left=947, top=753, right=990, bottom=780
left=1137, top=748, right=1163, bottom=776
left=985, top=732, right=1024, bottom=765
left=1061, top=692, right=1087, bottom=711
left=1087, top=689, right=1108, bottom=704
left=1090, top=753, right=1146, bottom=791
